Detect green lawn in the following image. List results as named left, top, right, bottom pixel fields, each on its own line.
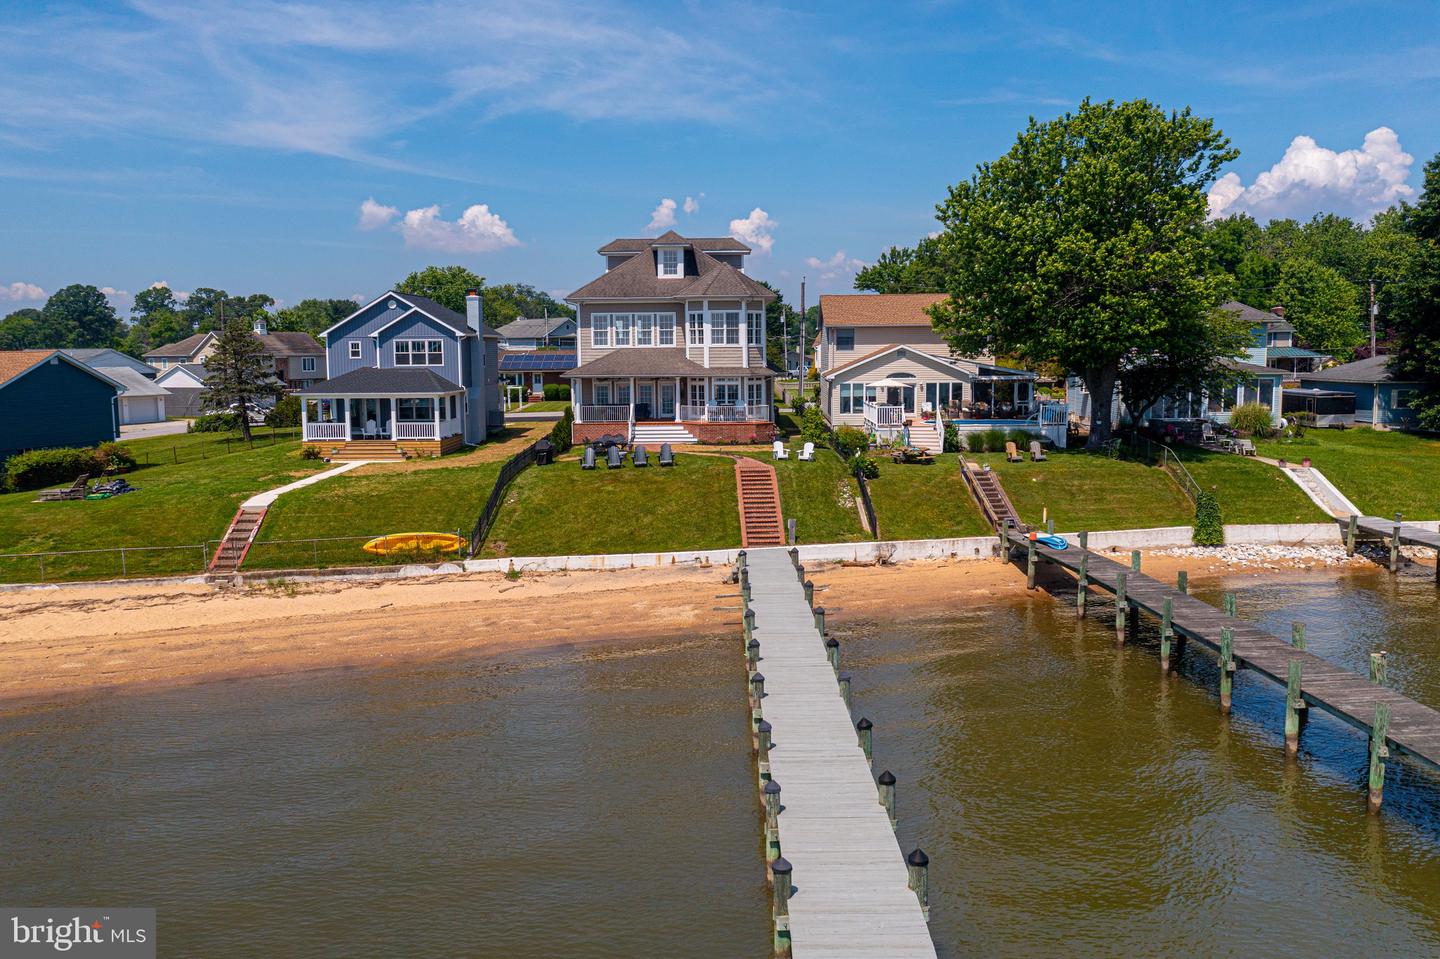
left=1255, top=429, right=1440, bottom=518
left=750, top=449, right=868, bottom=544
left=479, top=453, right=741, bottom=557
left=506, top=400, right=570, bottom=413
left=867, top=452, right=991, bottom=540
left=120, top=427, right=301, bottom=465
left=0, top=440, right=325, bottom=582
left=970, top=449, right=1194, bottom=532
left=247, top=461, right=505, bottom=570
left=1171, top=447, right=1327, bottom=525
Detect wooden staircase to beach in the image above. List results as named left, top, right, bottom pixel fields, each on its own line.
left=735, top=458, right=785, bottom=547
left=209, top=506, right=268, bottom=573
left=329, top=440, right=405, bottom=463
left=959, top=455, right=1025, bottom=533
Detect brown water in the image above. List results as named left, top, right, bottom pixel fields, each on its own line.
left=3, top=566, right=1440, bottom=958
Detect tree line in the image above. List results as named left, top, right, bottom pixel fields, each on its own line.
left=852, top=97, right=1440, bottom=443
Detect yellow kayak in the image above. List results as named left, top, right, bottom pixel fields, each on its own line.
left=363, top=532, right=465, bottom=556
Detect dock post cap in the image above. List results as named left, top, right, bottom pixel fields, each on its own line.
left=747, top=638, right=760, bottom=650
left=770, top=856, right=793, bottom=875
left=838, top=670, right=853, bottom=681
left=856, top=717, right=873, bottom=731
left=824, top=636, right=839, bottom=649
left=757, top=719, right=773, bottom=733
left=750, top=672, right=766, bottom=684
left=763, top=779, right=782, bottom=795
left=878, top=770, right=896, bottom=786
left=907, top=848, right=929, bottom=868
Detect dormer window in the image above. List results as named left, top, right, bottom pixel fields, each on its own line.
left=658, top=247, right=681, bottom=277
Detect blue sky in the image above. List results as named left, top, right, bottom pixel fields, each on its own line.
left=2, top=0, right=1437, bottom=315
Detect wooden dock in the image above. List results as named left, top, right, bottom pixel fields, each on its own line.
left=1344, top=514, right=1440, bottom=580
left=1006, top=527, right=1440, bottom=796
left=742, top=547, right=937, bottom=959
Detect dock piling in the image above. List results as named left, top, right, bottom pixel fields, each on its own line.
left=1115, top=570, right=1129, bottom=642
left=878, top=770, right=897, bottom=825
left=1026, top=535, right=1037, bottom=590
left=1177, top=570, right=1188, bottom=595
left=907, top=848, right=930, bottom=920
left=856, top=717, right=873, bottom=761
left=814, top=606, right=827, bottom=636
left=1224, top=592, right=1237, bottom=617
left=1131, top=549, right=1141, bottom=572
left=1160, top=598, right=1174, bottom=672
left=750, top=672, right=766, bottom=705
left=825, top=637, right=840, bottom=673
left=1291, top=622, right=1306, bottom=650
left=748, top=638, right=760, bottom=668
left=1347, top=514, right=1358, bottom=556
left=796, top=563, right=806, bottom=585
left=1219, top=627, right=1235, bottom=714
left=757, top=719, right=773, bottom=759
left=1369, top=704, right=1391, bottom=813
left=744, top=609, right=756, bottom=644
left=803, top=580, right=814, bottom=606
left=1370, top=651, right=1388, bottom=685
left=770, top=856, right=793, bottom=957
left=1391, top=513, right=1403, bottom=572
left=838, top=671, right=852, bottom=709
left=1077, top=532, right=1089, bottom=616
left=1285, top=660, right=1304, bottom=756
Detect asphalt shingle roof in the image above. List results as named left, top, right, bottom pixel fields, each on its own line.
left=565, top=347, right=771, bottom=378
left=496, top=316, right=574, bottom=339
left=819, top=293, right=948, bottom=327
left=1301, top=355, right=1416, bottom=384
left=1222, top=300, right=1294, bottom=332
left=597, top=235, right=751, bottom=255
left=568, top=235, right=775, bottom=302
left=144, top=332, right=213, bottom=358
left=298, top=367, right=463, bottom=395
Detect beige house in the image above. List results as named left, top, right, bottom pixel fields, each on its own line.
left=144, top=319, right=324, bottom=390
left=565, top=231, right=777, bottom=445
left=817, top=294, right=1063, bottom=448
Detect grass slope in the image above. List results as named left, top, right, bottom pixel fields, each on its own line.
left=1172, top=448, right=1327, bottom=525
left=867, top=453, right=990, bottom=540
left=480, top=452, right=740, bottom=557
left=1255, top=429, right=1440, bottom=518
left=761, top=449, right=868, bottom=544
left=971, top=449, right=1193, bottom=532
left=0, top=440, right=324, bottom=581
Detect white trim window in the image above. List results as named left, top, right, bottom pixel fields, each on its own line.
left=714, top=379, right=741, bottom=406
left=348, top=340, right=362, bottom=360
left=839, top=382, right=865, bottom=414
left=688, top=312, right=704, bottom=346
left=613, top=313, right=631, bottom=346
left=747, top=311, right=764, bottom=347
left=636, top=313, right=654, bottom=346
left=659, top=247, right=681, bottom=277
left=688, top=380, right=707, bottom=406
left=746, top=378, right=765, bottom=409
left=592, top=314, right=611, bottom=347
left=394, top=339, right=443, bottom=366
left=716, top=311, right=741, bottom=346
left=301, top=356, right=317, bottom=373
left=658, top=313, right=676, bottom=346
left=594, top=382, right=611, bottom=405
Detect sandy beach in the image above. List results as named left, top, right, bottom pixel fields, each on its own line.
left=0, top=548, right=1388, bottom=704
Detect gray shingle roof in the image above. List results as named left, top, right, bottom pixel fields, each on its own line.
left=565, top=347, right=771, bottom=377
left=144, top=332, right=213, bottom=358
left=394, top=293, right=501, bottom=339
left=1222, top=300, right=1294, bottom=332
left=598, top=235, right=750, bottom=255
left=496, top=316, right=574, bottom=339
left=298, top=367, right=463, bottom=395
left=568, top=237, right=775, bottom=302
left=63, top=348, right=158, bottom=378
left=94, top=365, right=170, bottom=397
left=256, top=331, right=323, bottom=356
left=1301, top=355, right=1416, bottom=384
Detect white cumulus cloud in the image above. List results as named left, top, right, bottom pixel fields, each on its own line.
left=729, top=207, right=777, bottom=254
left=149, top=281, right=190, bottom=303
left=358, top=197, right=399, bottom=230
left=647, top=197, right=678, bottom=231
left=0, top=281, right=46, bottom=302
left=683, top=195, right=701, bottom=214
left=805, top=250, right=867, bottom=281
left=1208, top=127, right=1416, bottom=221
left=398, top=204, right=520, bottom=253
left=101, top=286, right=133, bottom=308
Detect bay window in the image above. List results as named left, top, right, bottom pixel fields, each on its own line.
left=715, top=311, right=741, bottom=345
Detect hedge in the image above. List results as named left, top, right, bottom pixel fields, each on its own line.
left=4, top=442, right=135, bottom=492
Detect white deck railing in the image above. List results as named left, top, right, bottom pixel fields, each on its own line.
left=580, top=405, right=629, bottom=422
left=395, top=422, right=438, bottom=440
left=677, top=404, right=753, bottom=422
left=863, top=402, right=905, bottom=427
left=303, top=422, right=347, bottom=441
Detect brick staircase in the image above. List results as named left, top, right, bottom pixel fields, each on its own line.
left=330, top=440, right=405, bottom=462
left=735, top=458, right=785, bottom=547
left=209, top=506, right=268, bottom=573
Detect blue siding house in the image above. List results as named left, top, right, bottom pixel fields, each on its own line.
left=1299, top=355, right=1424, bottom=428
left=0, top=350, right=122, bottom=459
left=299, top=291, right=501, bottom=455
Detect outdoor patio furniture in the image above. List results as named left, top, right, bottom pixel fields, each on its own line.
left=773, top=440, right=789, bottom=460
left=1030, top=440, right=1047, bottom=462
left=35, top=473, right=91, bottom=502
left=1005, top=441, right=1023, bottom=463
left=633, top=445, right=649, bottom=467
left=606, top=446, right=623, bottom=468
left=798, top=442, right=815, bottom=461
left=891, top=446, right=934, bottom=465
left=1236, top=439, right=1257, bottom=456
left=659, top=443, right=675, bottom=467
left=581, top=447, right=596, bottom=470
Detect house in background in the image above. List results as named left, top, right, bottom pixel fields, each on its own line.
left=153, top=363, right=209, bottom=417
left=500, top=350, right=576, bottom=402
left=63, top=348, right=170, bottom=425
left=564, top=230, right=777, bottom=445
left=495, top=315, right=577, bottom=351
left=1068, top=358, right=1287, bottom=434
left=143, top=320, right=324, bottom=390
left=1226, top=301, right=1329, bottom=377
left=299, top=290, right=501, bottom=459
left=0, top=350, right=121, bottom=459
left=1299, top=355, right=1423, bottom=428
left=815, top=294, right=1058, bottom=448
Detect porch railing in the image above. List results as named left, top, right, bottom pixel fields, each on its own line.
left=303, top=422, right=347, bottom=441
left=676, top=404, right=756, bottom=422
left=395, top=422, right=438, bottom=440
left=580, top=405, right=629, bottom=422
left=863, top=402, right=905, bottom=429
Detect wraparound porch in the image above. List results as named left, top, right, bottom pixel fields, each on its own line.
left=300, top=392, right=467, bottom=455
left=569, top=374, right=776, bottom=444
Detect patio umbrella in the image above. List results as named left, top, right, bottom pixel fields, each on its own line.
left=866, top=378, right=914, bottom=390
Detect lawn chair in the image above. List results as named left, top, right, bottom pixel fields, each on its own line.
left=659, top=443, right=675, bottom=467
left=798, top=442, right=815, bottom=461
left=1237, top=439, right=1256, bottom=456
left=606, top=445, right=624, bottom=468
left=773, top=440, right=789, bottom=460
left=581, top=446, right=596, bottom=470
left=633, top=445, right=649, bottom=467
left=1005, top=441, right=1023, bottom=463
left=37, top=473, right=91, bottom=501
left=1029, top=440, right=1047, bottom=462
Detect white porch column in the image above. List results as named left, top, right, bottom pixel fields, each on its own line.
left=572, top=378, right=582, bottom=423
left=675, top=376, right=681, bottom=422
left=742, top=299, right=749, bottom=368
left=703, top=299, right=710, bottom=366
left=629, top=376, right=636, bottom=424
left=342, top=398, right=350, bottom=438
left=301, top=397, right=309, bottom=439
left=433, top=395, right=441, bottom=440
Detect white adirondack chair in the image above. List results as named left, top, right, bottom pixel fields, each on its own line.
left=798, top=442, right=815, bottom=461
left=773, top=440, right=789, bottom=460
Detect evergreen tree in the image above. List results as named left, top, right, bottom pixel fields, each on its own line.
left=200, top=314, right=285, bottom=441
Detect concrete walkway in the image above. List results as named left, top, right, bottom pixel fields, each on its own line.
left=241, top=461, right=369, bottom=509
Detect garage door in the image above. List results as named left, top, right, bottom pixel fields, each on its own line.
left=121, top=397, right=162, bottom=425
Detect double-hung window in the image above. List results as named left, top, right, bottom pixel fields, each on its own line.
left=613, top=313, right=632, bottom=346
left=836, top=329, right=855, bottom=351
left=746, top=311, right=764, bottom=347
left=688, top=312, right=704, bottom=346
left=717, top=312, right=741, bottom=345
left=659, top=248, right=681, bottom=276
left=301, top=356, right=317, bottom=373
left=594, top=382, right=611, bottom=405
left=348, top=340, right=362, bottom=360
left=592, top=314, right=611, bottom=347
left=658, top=314, right=676, bottom=346
left=746, top=379, right=765, bottom=409
left=635, top=313, right=654, bottom=346
left=394, top=339, right=442, bottom=366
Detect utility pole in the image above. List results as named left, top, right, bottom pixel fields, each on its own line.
left=1368, top=279, right=1378, bottom=357
left=797, top=276, right=807, bottom=402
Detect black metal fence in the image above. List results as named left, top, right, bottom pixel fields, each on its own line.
left=853, top=464, right=880, bottom=540
left=467, top=440, right=542, bottom=556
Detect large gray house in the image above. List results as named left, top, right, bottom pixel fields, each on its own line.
left=564, top=230, right=777, bottom=445
left=299, top=291, right=501, bottom=457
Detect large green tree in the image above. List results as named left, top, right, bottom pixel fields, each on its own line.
left=1390, top=151, right=1440, bottom=429
left=853, top=236, right=946, bottom=293
left=40, top=284, right=121, bottom=348
left=273, top=298, right=357, bottom=338
left=482, top=283, right=574, bottom=328
left=395, top=265, right=485, bottom=315
left=0, top=308, right=59, bottom=349
left=928, top=98, right=1238, bottom=448
left=200, top=315, right=285, bottom=441
left=1271, top=257, right=1365, bottom=357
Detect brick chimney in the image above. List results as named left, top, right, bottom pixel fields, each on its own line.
left=1269, top=306, right=1286, bottom=319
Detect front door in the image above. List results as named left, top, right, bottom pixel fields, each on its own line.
left=636, top=383, right=655, bottom=421
left=659, top=383, right=676, bottom=418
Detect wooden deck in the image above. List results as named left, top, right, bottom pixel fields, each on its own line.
left=1347, top=515, right=1440, bottom=579
left=744, top=547, right=937, bottom=959
left=1007, top=529, right=1440, bottom=777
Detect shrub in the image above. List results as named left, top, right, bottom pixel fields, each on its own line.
left=95, top=441, right=136, bottom=473
left=850, top=452, right=880, bottom=479
left=265, top=394, right=301, bottom=428
left=1193, top=490, right=1224, bottom=546
left=967, top=427, right=1011, bottom=453
left=4, top=447, right=102, bottom=492
left=549, top=407, right=574, bottom=453
left=943, top=422, right=961, bottom=453
left=800, top=406, right=829, bottom=444
left=1228, top=402, right=1275, bottom=437
left=832, top=426, right=869, bottom=458
left=543, top=383, right=571, bottom=401
left=300, top=445, right=323, bottom=460
left=792, top=394, right=808, bottom=416
left=189, top=412, right=242, bottom=433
